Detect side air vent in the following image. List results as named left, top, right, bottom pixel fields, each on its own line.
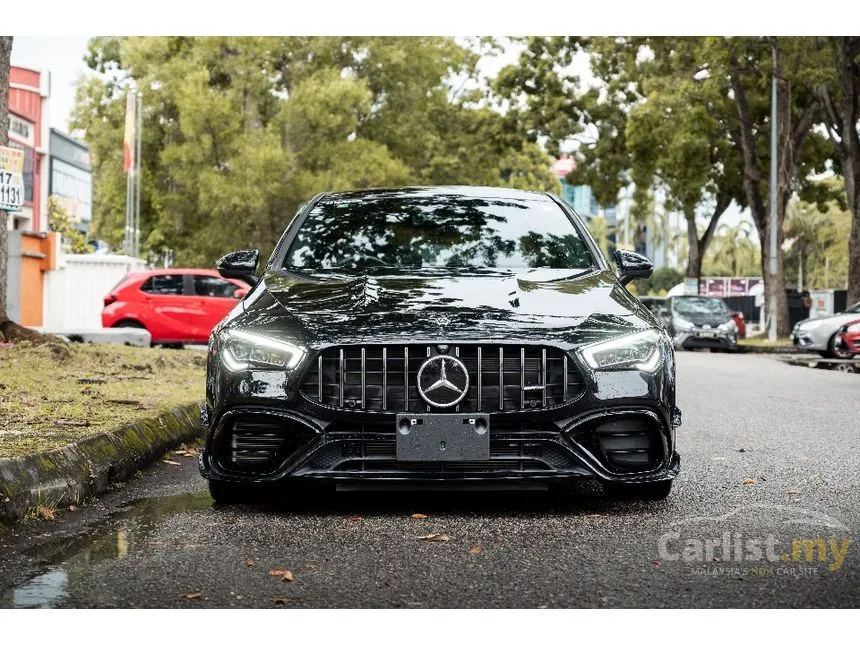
left=592, top=417, right=662, bottom=472
left=226, top=415, right=316, bottom=471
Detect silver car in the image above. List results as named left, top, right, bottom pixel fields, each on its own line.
left=791, top=301, right=860, bottom=358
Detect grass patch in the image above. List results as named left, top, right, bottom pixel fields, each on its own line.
left=738, top=336, right=793, bottom=347
left=0, top=342, right=205, bottom=458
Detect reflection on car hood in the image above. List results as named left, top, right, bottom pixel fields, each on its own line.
left=229, top=268, right=652, bottom=348
left=264, top=268, right=638, bottom=317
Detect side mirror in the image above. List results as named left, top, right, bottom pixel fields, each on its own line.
left=217, top=249, right=260, bottom=281
left=613, top=249, right=653, bottom=286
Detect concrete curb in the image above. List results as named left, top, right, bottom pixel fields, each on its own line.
left=0, top=403, right=203, bottom=524
left=735, top=344, right=802, bottom=354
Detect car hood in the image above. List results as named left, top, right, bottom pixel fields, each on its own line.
left=230, top=267, right=652, bottom=348
left=795, top=311, right=860, bottom=329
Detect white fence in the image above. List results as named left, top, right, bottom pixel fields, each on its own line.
left=42, top=253, right=148, bottom=329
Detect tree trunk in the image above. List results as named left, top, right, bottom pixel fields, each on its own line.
left=0, top=36, right=12, bottom=327
left=849, top=188, right=860, bottom=304
left=685, top=213, right=702, bottom=279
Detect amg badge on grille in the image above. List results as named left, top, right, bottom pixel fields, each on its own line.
left=417, top=355, right=469, bottom=408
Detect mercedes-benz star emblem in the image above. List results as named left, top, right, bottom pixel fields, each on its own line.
left=417, top=355, right=469, bottom=408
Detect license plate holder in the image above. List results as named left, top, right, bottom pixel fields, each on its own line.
left=396, top=413, right=490, bottom=461
left=697, top=331, right=718, bottom=338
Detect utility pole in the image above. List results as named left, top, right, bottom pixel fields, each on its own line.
left=767, top=50, right=779, bottom=343
left=134, top=91, right=142, bottom=258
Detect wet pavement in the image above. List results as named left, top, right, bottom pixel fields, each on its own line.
left=0, top=352, right=858, bottom=608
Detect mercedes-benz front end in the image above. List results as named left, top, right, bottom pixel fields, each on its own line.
left=199, top=186, right=682, bottom=502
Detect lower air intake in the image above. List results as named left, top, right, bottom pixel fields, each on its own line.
left=227, top=415, right=316, bottom=471
left=592, top=417, right=662, bottom=472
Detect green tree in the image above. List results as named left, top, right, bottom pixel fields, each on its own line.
left=47, top=197, right=89, bottom=254
left=785, top=195, right=850, bottom=290
left=73, top=37, right=557, bottom=267
left=703, top=221, right=759, bottom=277
left=647, top=266, right=683, bottom=295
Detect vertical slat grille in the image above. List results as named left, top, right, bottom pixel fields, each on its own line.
left=302, top=344, right=584, bottom=413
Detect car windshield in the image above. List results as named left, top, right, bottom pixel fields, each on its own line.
left=282, top=192, right=596, bottom=271
left=673, top=297, right=728, bottom=315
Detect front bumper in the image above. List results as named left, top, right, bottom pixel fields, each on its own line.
left=673, top=329, right=737, bottom=351
left=199, top=405, right=681, bottom=487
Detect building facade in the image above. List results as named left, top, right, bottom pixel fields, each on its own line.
left=6, top=65, right=50, bottom=232
left=49, top=128, right=92, bottom=234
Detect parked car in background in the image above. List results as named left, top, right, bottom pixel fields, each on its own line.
left=834, top=319, right=860, bottom=356
left=661, top=295, right=738, bottom=352
left=102, top=269, right=251, bottom=345
left=728, top=309, right=746, bottom=338
left=791, top=301, right=860, bottom=358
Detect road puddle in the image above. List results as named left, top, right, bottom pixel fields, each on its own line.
left=0, top=490, right=213, bottom=608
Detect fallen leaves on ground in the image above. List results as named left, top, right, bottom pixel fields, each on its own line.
left=410, top=513, right=428, bottom=520
left=182, top=592, right=203, bottom=601
left=269, top=569, right=294, bottom=582
left=742, top=478, right=757, bottom=485
left=272, top=597, right=297, bottom=605
left=585, top=513, right=606, bottom=518
left=36, top=505, right=55, bottom=521
left=788, top=489, right=802, bottom=495
left=68, top=505, right=76, bottom=512
left=468, top=546, right=482, bottom=555
left=347, top=514, right=362, bottom=522
left=418, top=533, right=452, bottom=542
left=247, top=559, right=255, bottom=568
left=162, top=459, right=181, bottom=466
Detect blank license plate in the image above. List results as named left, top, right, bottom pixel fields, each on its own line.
left=396, top=414, right=490, bottom=461
left=697, top=331, right=718, bottom=338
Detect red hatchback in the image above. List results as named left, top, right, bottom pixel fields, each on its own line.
left=102, top=269, right=251, bottom=344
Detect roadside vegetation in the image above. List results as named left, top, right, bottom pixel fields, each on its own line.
left=0, top=343, right=205, bottom=458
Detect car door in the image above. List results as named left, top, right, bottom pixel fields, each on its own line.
left=187, top=274, right=244, bottom=342
left=139, top=274, right=191, bottom=342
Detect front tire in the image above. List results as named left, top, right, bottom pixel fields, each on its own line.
left=824, top=333, right=855, bottom=359
left=604, top=480, right=673, bottom=501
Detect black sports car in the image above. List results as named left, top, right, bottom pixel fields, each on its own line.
left=200, top=186, right=681, bottom=502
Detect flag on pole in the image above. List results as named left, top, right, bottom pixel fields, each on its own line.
left=123, top=92, right=136, bottom=174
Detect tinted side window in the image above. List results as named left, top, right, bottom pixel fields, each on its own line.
left=193, top=275, right=239, bottom=298
left=140, top=274, right=184, bottom=295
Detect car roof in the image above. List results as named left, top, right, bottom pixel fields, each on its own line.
left=321, top=185, right=554, bottom=203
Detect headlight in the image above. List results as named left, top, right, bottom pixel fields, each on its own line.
left=673, top=315, right=695, bottom=331
left=221, top=329, right=306, bottom=371
left=719, top=319, right=737, bottom=332
left=580, top=329, right=664, bottom=372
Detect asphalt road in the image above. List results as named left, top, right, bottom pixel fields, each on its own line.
left=1, top=352, right=858, bottom=608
